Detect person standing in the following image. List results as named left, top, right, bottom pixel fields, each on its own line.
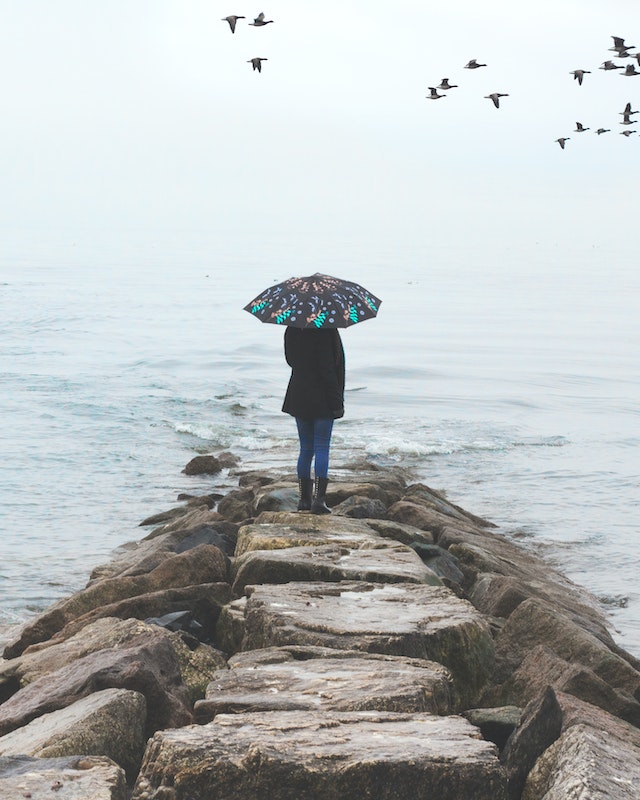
left=282, top=326, right=345, bottom=514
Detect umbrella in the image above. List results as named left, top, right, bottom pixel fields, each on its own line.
left=243, top=272, right=381, bottom=329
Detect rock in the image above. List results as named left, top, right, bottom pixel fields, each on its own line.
left=323, top=480, right=404, bottom=507
left=183, top=455, right=222, bottom=475
left=3, top=545, right=229, bottom=656
left=489, top=644, right=640, bottom=727
left=522, top=723, right=640, bottom=799
left=254, top=483, right=299, bottom=514
left=241, top=580, right=494, bottom=707
left=0, top=632, right=192, bottom=738
left=470, top=573, right=530, bottom=618
left=139, top=503, right=209, bottom=527
left=0, top=754, right=126, bottom=800
left=366, top=518, right=435, bottom=546
left=386, top=500, right=475, bottom=537
left=0, top=688, right=146, bottom=781
left=90, top=516, right=237, bottom=582
left=215, top=597, right=247, bottom=655
left=403, top=483, right=496, bottom=528
left=463, top=706, right=522, bottom=751
left=194, top=646, right=456, bottom=721
left=410, top=542, right=466, bottom=584
left=217, top=487, right=256, bottom=521
left=231, top=542, right=441, bottom=596
left=39, top=583, right=232, bottom=650
left=492, top=597, right=640, bottom=695
left=235, top=514, right=381, bottom=557
left=0, top=617, right=225, bottom=707
left=332, top=495, right=388, bottom=518
left=132, top=710, right=507, bottom=800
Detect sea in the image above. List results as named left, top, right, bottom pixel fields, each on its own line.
left=1, top=230, right=638, bottom=657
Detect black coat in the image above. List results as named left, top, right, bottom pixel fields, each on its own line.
left=281, top=327, right=345, bottom=420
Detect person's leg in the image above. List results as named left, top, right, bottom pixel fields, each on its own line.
left=311, top=417, right=334, bottom=514
left=295, top=417, right=314, bottom=511
left=295, top=417, right=314, bottom=478
left=312, top=417, right=334, bottom=479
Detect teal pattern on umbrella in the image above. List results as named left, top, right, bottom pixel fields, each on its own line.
left=244, top=273, right=381, bottom=330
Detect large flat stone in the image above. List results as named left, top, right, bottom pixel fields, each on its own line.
left=0, top=688, right=146, bottom=780
left=194, top=646, right=455, bottom=721
left=231, top=542, right=441, bottom=595
left=133, top=710, right=507, bottom=800
left=236, top=514, right=381, bottom=556
left=0, top=754, right=126, bottom=799
left=240, top=581, right=494, bottom=707
left=522, top=723, right=640, bottom=799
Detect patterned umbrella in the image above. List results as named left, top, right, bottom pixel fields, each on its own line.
left=243, top=272, right=381, bottom=329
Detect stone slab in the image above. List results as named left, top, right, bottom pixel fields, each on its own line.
left=236, top=515, right=381, bottom=557
left=194, top=646, right=455, bottom=721
left=0, top=754, right=126, bottom=799
left=241, top=581, right=494, bottom=707
left=133, top=710, right=507, bottom=800
left=231, top=542, right=441, bottom=595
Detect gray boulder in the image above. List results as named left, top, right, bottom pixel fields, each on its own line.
left=231, top=542, right=441, bottom=595
left=240, top=580, right=494, bottom=707
left=0, top=632, right=192, bottom=738
left=0, top=688, right=146, bottom=781
left=133, top=710, right=507, bottom=800
left=0, top=754, right=126, bottom=800
left=194, top=646, right=456, bottom=720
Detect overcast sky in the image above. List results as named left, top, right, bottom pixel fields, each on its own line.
left=1, top=0, right=638, bottom=249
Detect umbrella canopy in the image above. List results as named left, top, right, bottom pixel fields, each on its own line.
left=243, top=272, right=381, bottom=329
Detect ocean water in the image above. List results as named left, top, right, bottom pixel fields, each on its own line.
left=1, top=232, right=638, bottom=656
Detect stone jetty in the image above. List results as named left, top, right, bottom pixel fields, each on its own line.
left=2, top=457, right=640, bottom=798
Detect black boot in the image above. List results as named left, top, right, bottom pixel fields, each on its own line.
left=311, top=477, right=331, bottom=515
left=297, top=478, right=314, bottom=511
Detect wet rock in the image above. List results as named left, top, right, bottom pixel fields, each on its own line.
left=215, top=597, right=247, bottom=655
left=489, top=644, right=640, bottom=726
left=403, top=483, right=497, bottom=528
left=183, top=455, right=222, bottom=475
left=324, top=480, right=404, bottom=507
left=332, top=495, right=388, bottom=518
left=470, top=573, right=530, bottom=618
left=194, top=646, right=456, bottom=721
left=0, top=617, right=225, bottom=705
left=0, top=754, right=126, bottom=800
left=0, top=688, right=146, bottom=781
left=365, top=518, right=435, bottom=546
left=410, top=542, right=466, bottom=584
left=492, top=597, right=640, bottom=695
left=41, top=583, right=232, bottom=649
left=463, top=706, right=522, bottom=751
left=132, top=710, right=507, bottom=800
left=231, top=542, right=441, bottom=596
left=241, top=580, right=494, bottom=707
left=90, top=514, right=237, bottom=582
left=217, top=487, right=256, bottom=521
left=524, top=723, right=640, bottom=799
left=236, top=514, right=381, bottom=557
left=254, top=483, right=299, bottom=514
left=0, top=631, right=192, bottom=738
left=4, top=545, right=229, bottom=656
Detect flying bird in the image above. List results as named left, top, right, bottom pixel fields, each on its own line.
left=621, top=64, right=640, bottom=76
left=221, top=15, right=245, bottom=33
left=426, top=87, right=446, bottom=99
left=249, top=12, right=273, bottom=26
left=574, top=122, right=589, bottom=132
left=620, top=102, right=638, bottom=116
left=555, top=138, right=570, bottom=149
left=464, top=59, right=486, bottom=69
left=610, top=36, right=635, bottom=53
left=485, top=92, right=508, bottom=108
left=620, top=129, right=636, bottom=136
left=437, top=78, right=458, bottom=90
left=620, top=116, right=635, bottom=125
left=595, top=128, right=610, bottom=135
left=570, top=70, right=590, bottom=85
left=247, top=57, right=268, bottom=72
left=600, top=60, right=622, bottom=71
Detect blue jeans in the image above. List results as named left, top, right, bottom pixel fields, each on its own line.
left=295, top=417, right=334, bottom=479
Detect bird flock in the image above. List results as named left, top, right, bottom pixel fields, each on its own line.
left=426, top=35, right=640, bottom=148
left=221, top=12, right=273, bottom=72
